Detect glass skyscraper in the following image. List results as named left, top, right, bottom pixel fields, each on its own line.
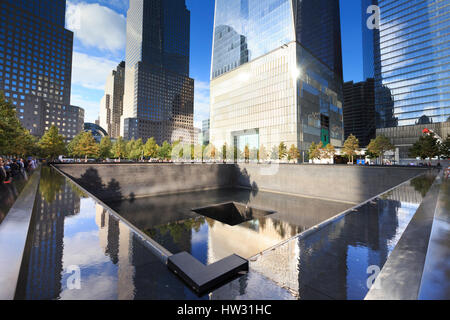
left=100, top=61, right=125, bottom=139
left=210, top=0, right=344, bottom=160
left=122, top=0, right=194, bottom=144
left=0, top=0, right=84, bottom=139
left=361, top=0, right=450, bottom=159
left=363, top=0, right=450, bottom=128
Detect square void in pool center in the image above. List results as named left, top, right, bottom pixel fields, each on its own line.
left=192, top=202, right=275, bottom=226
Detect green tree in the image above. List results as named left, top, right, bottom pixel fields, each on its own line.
left=72, top=131, right=99, bottom=162
left=38, top=126, right=66, bottom=160
left=368, top=135, right=395, bottom=164
left=222, top=143, right=227, bottom=162
left=308, top=142, right=323, bottom=161
left=210, top=144, right=216, bottom=160
left=143, top=137, right=159, bottom=158
left=112, top=137, right=127, bottom=161
left=127, top=138, right=144, bottom=160
left=244, top=145, right=250, bottom=163
left=0, top=92, right=38, bottom=156
left=99, top=136, right=113, bottom=159
left=343, top=134, right=360, bottom=164
left=159, top=141, right=172, bottom=160
left=323, top=143, right=336, bottom=161
left=278, top=142, right=287, bottom=160
left=439, top=135, right=449, bottom=159
left=288, top=144, right=300, bottom=163
left=67, top=133, right=83, bottom=159
left=409, top=134, right=440, bottom=160
left=14, top=129, right=38, bottom=157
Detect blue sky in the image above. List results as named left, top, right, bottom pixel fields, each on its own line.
left=66, top=0, right=364, bottom=128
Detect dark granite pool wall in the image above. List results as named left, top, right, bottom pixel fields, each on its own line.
left=53, top=163, right=428, bottom=204
left=235, top=164, right=428, bottom=204
left=53, top=163, right=236, bottom=201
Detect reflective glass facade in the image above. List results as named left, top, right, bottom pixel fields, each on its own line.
left=210, top=0, right=344, bottom=160
left=211, top=0, right=294, bottom=79
left=363, top=0, right=450, bottom=128
left=3, top=0, right=66, bottom=27
left=0, top=0, right=84, bottom=139
left=295, top=0, right=343, bottom=78
left=122, top=0, right=194, bottom=144
left=343, top=79, right=376, bottom=147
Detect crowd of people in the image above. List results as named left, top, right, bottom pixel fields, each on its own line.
left=0, top=157, right=38, bottom=184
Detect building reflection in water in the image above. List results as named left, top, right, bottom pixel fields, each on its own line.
left=249, top=174, right=435, bottom=300
left=17, top=168, right=201, bottom=300
left=16, top=168, right=436, bottom=300
left=111, top=188, right=352, bottom=266
left=17, top=167, right=81, bottom=300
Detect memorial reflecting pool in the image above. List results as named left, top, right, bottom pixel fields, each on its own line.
left=15, top=167, right=437, bottom=300
left=108, top=188, right=353, bottom=265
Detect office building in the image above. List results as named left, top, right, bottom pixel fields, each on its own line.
left=362, top=0, right=450, bottom=157
left=121, top=0, right=194, bottom=145
left=343, top=78, right=376, bottom=147
left=202, top=119, right=210, bottom=145
left=100, top=61, right=125, bottom=139
left=209, top=0, right=344, bottom=160
left=0, top=0, right=84, bottom=140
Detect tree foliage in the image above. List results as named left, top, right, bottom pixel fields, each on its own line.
left=409, top=134, right=440, bottom=160
left=288, top=144, right=300, bottom=162
left=368, top=135, right=395, bottom=163
left=440, top=135, right=450, bottom=159
left=278, top=142, right=287, bottom=160
left=143, top=137, right=159, bottom=158
left=342, top=134, right=360, bottom=164
left=99, top=136, right=113, bottom=159
left=222, top=143, right=228, bottom=161
left=259, top=145, right=268, bottom=162
left=159, top=141, right=172, bottom=160
left=244, top=145, right=250, bottom=162
left=67, top=133, right=83, bottom=158
left=0, top=92, right=38, bottom=156
left=71, top=131, right=99, bottom=161
left=127, top=138, right=144, bottom=160
left=112, top=136, right=127, bottom=160
left=323, top=143, right=336, bottom=160
left=38, top=126, right=66, bottom=160
left=308, top=142, right=323, bottom=161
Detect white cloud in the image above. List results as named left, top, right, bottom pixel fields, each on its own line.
left=99, top=0, right=128, bottom=12
left=71, top=92, right=101, bottom=123
left=72, top=52, right=118, bottom=90
left=66, top=1, right=126, bottom=54
left=194, top=80, right=211, bottom=128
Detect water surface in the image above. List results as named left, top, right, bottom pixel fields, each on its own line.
left=108, top=188, right=353, bottom=265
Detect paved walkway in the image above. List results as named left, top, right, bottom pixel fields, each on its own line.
left=418, top=173, right=450, bottom=299
left=366, top=170, right=450, bottom=300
